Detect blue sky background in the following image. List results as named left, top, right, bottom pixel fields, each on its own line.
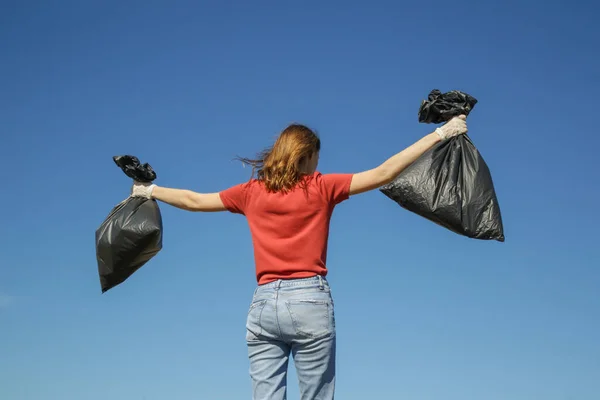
left=1, top=1, right=599, bottom=399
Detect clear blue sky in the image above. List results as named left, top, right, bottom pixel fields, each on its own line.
left=1, top=1, right=598, bottom=399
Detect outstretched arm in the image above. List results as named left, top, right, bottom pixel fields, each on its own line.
left=131, top=184, right=227, bottom=212
left=348, top=115, right=467, bottom=196
left=153, top=187, right=226, bottom=212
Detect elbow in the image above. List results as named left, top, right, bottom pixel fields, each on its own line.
left=183, top=191, right=203, bottom=211
left=376, top=166, right=395, bottom=186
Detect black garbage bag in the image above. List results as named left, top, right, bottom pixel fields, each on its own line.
left=95, top=155, right=163, bottom=293
left=380, top=89, right=504, bottom=242
left=112, top=155, right=157, bottom=183
left=417, top=89, right=478, bottom=123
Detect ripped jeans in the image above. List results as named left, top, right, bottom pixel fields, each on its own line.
left=246, top=275, right=336, bottom=400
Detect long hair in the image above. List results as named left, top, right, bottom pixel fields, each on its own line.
left=236, top=124, right=321, bottom=193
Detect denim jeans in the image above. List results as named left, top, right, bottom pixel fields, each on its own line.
left=246, top=275, right=336, bottom=400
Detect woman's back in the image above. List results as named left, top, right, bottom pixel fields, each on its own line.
left=131, top=115, right=469, bottom=400
left=220, top=171, right=352, bottom=284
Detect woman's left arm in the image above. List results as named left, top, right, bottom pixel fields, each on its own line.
left=131, top=182, right=227, bottom=212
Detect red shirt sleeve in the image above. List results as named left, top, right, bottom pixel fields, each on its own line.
left=219, top=183, right=249, bottom=214
left=319, top=173, right=354, bottom=206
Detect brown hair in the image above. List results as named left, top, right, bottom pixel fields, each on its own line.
left=236, top=123, right=321, bottom=193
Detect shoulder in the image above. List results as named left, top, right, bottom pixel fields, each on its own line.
left=311, top=171, right=354, bottom=205
left=312, top=171, right=353, bottom=185
left=219, top=179, right=261, bottom=214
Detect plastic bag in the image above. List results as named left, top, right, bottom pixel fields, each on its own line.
left=417, top=89, right=478, bottom=123
left=380, top=89, right=505, bottom=242
left=95, top=156, right=163, bottom=293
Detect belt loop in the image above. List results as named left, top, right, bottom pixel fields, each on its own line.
left=318, top=275, right=324, bottom=290
left=275, top=279, right=282, bottom=290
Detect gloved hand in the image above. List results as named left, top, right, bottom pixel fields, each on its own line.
left=435, top=115, right=468, bottom=141
left=131, top=181, right=156, bottom=199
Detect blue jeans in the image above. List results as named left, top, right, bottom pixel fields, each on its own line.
left=246, top=275, right=336, bottom=400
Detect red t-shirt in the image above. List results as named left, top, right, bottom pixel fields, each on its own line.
left=219, top=172, right=353, bottom=285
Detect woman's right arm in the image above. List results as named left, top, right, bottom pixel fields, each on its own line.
left=348, top=115, right=468, bottom=196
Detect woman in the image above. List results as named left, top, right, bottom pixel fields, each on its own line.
left=131, top=115, right=468, bottom=400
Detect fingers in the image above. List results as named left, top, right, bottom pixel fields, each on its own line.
left=450, top=115, right=468, bottom=136
left=454, top=115, right=467, bottom=129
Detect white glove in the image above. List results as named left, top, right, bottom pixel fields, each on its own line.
left=435, top=115, right=468, bottom=141
left=130, top=181, right=156, bottom=199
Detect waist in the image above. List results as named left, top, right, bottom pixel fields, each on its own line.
left=255, top=275, right=329, bottom=292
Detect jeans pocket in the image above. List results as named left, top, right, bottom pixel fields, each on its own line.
left=285, top=299, right=332, bottom=339
left=246, top=299, right=267, bottom=341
